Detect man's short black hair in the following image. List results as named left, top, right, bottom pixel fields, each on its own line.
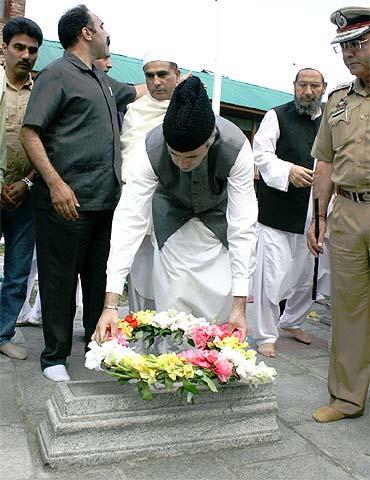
left=58, top=4, right=92, bottom=50
left=3, top=16, right=43, bottom=46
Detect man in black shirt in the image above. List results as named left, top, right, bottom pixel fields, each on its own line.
left=21, top=5, right=145, bottom=381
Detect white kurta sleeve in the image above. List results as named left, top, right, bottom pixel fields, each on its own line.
left=253, top=109, right=292, bottom=192
left=106, top=154, right=159, bottom=294
left=227, top=140, right=258, bottom=296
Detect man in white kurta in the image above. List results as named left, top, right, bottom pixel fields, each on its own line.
left=120, top=52, right=180, bottom=311
left=93, top=77, right=257, bottom=343
left=252, top=68, right=327, bottom=357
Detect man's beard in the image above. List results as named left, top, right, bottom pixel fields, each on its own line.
left=294, top=96, right=322, bottom=116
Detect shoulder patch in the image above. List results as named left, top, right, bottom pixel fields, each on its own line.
left=328, top=81, right=353, bottom=97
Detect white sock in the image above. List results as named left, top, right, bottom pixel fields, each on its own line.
left=43, top=365, right=70, bottom=382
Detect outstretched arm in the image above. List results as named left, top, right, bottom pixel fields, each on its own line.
left=226, top=139, right=258, bottom=340
left=92, top=153, right=158, bottom=344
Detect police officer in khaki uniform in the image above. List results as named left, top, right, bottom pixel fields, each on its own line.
left=307, top=6, right=370, bottom=423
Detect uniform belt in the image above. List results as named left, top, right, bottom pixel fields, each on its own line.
left=337, top=187, right=370, bottom=204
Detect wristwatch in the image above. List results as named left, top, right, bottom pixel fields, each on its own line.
left=103, top=304, right=118, bottom=311
left=22, top=177, right=34, bottom=191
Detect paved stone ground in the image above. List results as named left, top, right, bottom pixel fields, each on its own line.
left=0, top=299, right=369, bottom=479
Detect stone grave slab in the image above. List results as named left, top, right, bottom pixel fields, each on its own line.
left=38, top=379, right=280, bottom=468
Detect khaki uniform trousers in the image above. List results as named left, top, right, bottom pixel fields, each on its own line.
left=328, top=195, right=370, bottom=415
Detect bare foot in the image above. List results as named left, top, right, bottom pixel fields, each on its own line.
left=280, top=327, right=311, bottom=344
left=258, top=343, right=276, bottom=357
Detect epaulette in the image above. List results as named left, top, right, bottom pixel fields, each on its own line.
left=328, top=81, right=354, bottom=97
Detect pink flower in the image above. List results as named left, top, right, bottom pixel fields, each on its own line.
left=178, top=349, right=233, bottom=382
left=116, top=333, right=129, bottom=347
left=190, top=324, right=244, bottom=349
left=213, top=356, right=233, bottom=382
left=214, top=323, right=244, bottom=342
left=203, top=350, right=219, bottom=364
left=190, top=326, right=214, bottom=349
left=179, top=349, right=212, bottom=369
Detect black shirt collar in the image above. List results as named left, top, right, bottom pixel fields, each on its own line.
left=63, top=50, right=94, bottom=72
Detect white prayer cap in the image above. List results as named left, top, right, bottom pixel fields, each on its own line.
left=142, top=49, right=178, bottom=67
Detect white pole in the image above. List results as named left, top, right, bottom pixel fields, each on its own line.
left=212, top=0, right=222, bottom=115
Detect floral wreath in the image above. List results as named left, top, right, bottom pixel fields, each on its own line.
left=85, top=309, right=276, bottom=402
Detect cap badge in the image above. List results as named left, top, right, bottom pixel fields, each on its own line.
left=335, top=11, right=348, bottom=29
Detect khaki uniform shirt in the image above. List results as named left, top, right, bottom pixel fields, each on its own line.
left=0, top=66, right=6, bottom=187
left=4, top=73, right=33, bottom=185
left=312, top=78, right=370, bottom=192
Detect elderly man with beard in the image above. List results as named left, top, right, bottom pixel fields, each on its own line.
left=251, top=68, right=327, bottom=358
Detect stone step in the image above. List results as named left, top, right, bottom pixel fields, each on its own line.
left=38, top=380, right=280, bottom=468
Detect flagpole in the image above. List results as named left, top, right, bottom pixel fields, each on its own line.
left=212, top=0, right=222, bottom=115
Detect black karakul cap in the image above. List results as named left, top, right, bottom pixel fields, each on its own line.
left=163, top=76, right=215, bottom=152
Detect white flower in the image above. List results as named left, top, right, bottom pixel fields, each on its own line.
left=151, top=311, right=175, bottom=329
left=253, top=362, right=277, bottom=383
left=85, top=340, right=139, bottom=370
left=220, top=346, right=251, bottom=366
left=151, top=310, right=209, bottom=333
left=85, top=341, right=104, bottom=370
left=220, top=346, right=277, bottom=385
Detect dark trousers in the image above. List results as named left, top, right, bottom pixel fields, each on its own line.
left=0, top=199, right=35, bottom=345
left=34, top=209, right=114, bottom=370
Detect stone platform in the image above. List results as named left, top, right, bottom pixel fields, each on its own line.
left=38, top=379, right=279, bottom=468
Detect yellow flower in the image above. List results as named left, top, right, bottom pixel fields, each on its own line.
left=154, top=353, right=184, bottom=380
left=133, top=310, right=156, bottom=326
left=117, top=321, right=134, bottom=338
left=243, top=349, right=256, bottom=361
left=180, top=364, right=195, bottom=379
left=138, top=365, right=157, bottom=384
left=212, top=336, right=248, bottom=350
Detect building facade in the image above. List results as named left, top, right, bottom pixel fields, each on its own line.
left=0, top=0, right=26, bottom=46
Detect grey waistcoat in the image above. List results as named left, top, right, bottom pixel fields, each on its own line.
left=145, top=116, right=246, bottom=249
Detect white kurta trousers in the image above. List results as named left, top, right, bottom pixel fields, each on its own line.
left=252, top=223, right=315, bottom=346
left=152, top=218, right=233, bottom=323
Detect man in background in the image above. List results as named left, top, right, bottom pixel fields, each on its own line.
left=93, top=53, right=112, bottom=72
left=252, top=68, right=327, bottom=357
left=121, top=50, right=181, bottom=311
left=0, top=17, right=42, bottom=360
left=0, top=65, right=6, bottom=195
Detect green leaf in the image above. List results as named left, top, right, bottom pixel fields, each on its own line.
left=147, top=335, right=155, bottom=347
left=198, top=372, right=218, bottom=392
left=117, top=378, right=129, bottom=385
left=187, top=391, right=194, bottom=403
left=160, top=328, right=172, bottom=336
left=183, top=380, right=198, bottom=395
left=164, top=376, right=174, bottom=392
left=137, top=381, right=153, bottom=401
